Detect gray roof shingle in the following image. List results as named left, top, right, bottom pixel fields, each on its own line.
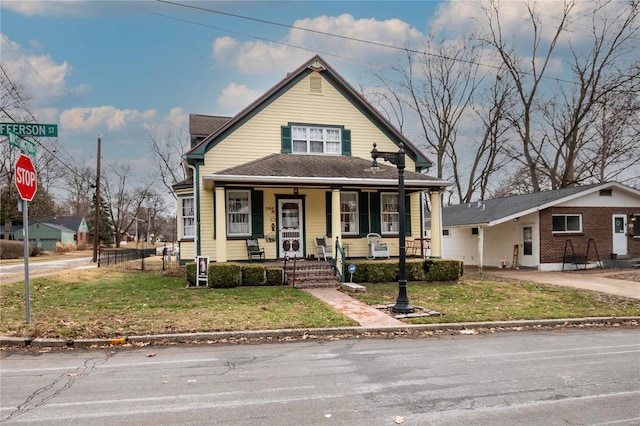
left=440, top=184, right=605, bottom=226
left=212, top=153, right=441, bottom=183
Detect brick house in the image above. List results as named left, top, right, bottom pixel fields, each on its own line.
left=434, top=183, right=640, bottom=270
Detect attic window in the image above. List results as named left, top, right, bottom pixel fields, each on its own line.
left=309, top=74, right=322, bottom=94
left=599, top=189, right=612, bottom=196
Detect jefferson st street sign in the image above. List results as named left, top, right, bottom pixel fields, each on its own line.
left=1, top=122, right=58, bottom=138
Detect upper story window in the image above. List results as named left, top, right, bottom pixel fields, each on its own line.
left=292, top=126, right=341, bottom=155
left=552, top=214, right=582, bottom=233
left=180, top=196, right=195, bottom=239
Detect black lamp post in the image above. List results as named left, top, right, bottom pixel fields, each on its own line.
left=370, top=143, right=414, bottom=313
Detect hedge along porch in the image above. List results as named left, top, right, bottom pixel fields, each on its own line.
left=173, top=55, right=450, bottom=264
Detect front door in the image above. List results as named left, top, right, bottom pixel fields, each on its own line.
left=520, top=225, right=535, bottom=268
left=612, top=215, right=627, bottom=256
left=278, top=199, right=304, bottom=259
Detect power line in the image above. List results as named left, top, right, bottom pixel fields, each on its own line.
left=154, top=0, right=579, bottom=86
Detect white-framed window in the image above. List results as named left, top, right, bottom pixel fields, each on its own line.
left=340, top=192, right=359, bottom=235
left=292, top=126, right=341, bottom=154
left=552, top=214, right=582, bottom=233
left=180, top=196, right=195, bottom=239
left=227, top=190, right=251, bottom=236
left=381, top=193, right=398, bottom=234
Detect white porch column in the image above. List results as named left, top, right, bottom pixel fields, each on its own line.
left=478, top=226, right=484, bottom=271
left=331, top=188, right=341, bottom=245
left=215, top=186, right=227, bottom=262
left=430, top=190, right=442, bottom=257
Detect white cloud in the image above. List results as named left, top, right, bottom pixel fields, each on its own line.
left=0, top=33, right=88, bottom=108
left=216, top=83, right=263, bottom=114
left=59, top=106, right=156, bottom=132
left=211, top=13, right=426, bottom=76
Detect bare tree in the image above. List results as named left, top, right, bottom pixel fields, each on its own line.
left=101, top=164, right=155, bottom=248
left=58, top=164, right=95, bottom=217
left=481, top=0, right=575, bottom=191
left=146, top=123, right=189, bottom=199
left=482, top=0, right=639, bottom=190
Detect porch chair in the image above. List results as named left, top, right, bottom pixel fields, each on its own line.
left=367, top=233, right=390, bottom=259
left=246, top=238, right=265, bottom=262
left=314, top=236, right=333, bottom=261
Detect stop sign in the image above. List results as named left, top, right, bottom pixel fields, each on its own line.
left=15, top=154, right=37, bottom=201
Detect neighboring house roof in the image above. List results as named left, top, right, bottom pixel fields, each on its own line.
left=35, top=216, right=86, bottom=232
left=172, top=176, right=194, bottom=191
left=14, top=222, right=75, bottom=234
left=186, top=55, right=434, bottom=171
left=202, top=153, right=448, bottom=190
left=189, top=114, right=231, bottom=138
left=438, top=182, right=640, bottom=227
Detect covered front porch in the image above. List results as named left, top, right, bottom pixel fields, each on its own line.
left=194, top=154, right=448, bottom=264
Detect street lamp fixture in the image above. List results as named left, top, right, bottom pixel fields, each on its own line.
left=370, top=143, right=414, bottom=314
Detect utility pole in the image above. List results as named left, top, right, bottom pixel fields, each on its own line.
left=92, top=136, right=101, bottom=263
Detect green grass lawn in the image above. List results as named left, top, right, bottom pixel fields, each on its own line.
left=1, top=268, right=638, bottom=339
left=350, top=279, right=640, bottom=323
left=0, top=269, right=356, bottom=338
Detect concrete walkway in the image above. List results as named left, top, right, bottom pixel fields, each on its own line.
left=482, top=269, right=639, bottom=300
left=304, top=287, right=405, bottom=327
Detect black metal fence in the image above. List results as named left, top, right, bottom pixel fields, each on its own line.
left=98, top=248, right=181, bottom=272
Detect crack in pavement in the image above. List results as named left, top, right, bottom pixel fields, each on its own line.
left=3, top=352, right=113, bottom=421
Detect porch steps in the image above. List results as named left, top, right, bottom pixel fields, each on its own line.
left=285, top=261, right=341, bottom=288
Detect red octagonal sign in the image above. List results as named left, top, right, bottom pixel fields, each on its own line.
left=15, top=154, right=37, bottom=201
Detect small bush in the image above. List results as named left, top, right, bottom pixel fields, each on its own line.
left=406, top=259, right=425, bottom=281
left=209, top=263, right=242, bottom=288
left=0, top=240, right=25, bottom=259
left=31, top=246, right=44, bottom=257
left=242, top=265, right=266, bottom=286
left=423, top=259, right=463, bottom=281
left=366, top=261, right=397, bottom=283
left=185, top=262, right=197, bottom=286
left=265, top=267, right=284, bottom=286
left=55, top=242, right=77, bottom=253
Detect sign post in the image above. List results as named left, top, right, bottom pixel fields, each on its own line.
left=4, top=122, right=57, bottom=325
left=14, top=154, right=38, bottom=325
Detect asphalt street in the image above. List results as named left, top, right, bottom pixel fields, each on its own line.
left=0, top=257, right=93, bottom=284
left=1, top=328, right=639, bottom=425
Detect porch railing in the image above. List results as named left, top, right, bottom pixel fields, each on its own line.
left=332, top=236, right=346, bottom=282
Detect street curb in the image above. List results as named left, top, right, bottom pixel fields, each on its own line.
left=1, top=317, right=638, bottom=349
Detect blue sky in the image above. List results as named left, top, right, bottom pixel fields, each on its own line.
left=1, top=1, right=455, bottom=198
left=4, top=1, right=634, bottom=202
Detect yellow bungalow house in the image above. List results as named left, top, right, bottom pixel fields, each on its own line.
left=173, top=55, right=450, bottom=269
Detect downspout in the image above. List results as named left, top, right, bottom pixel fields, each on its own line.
left=186, top=163, right=198, bottom=260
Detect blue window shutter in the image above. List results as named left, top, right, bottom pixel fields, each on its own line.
left=359, top=191, right=369, bottom=236
left=370, top=193, right=381, bottom=234
left=341, top=128, right=351, bottom=156
left=325, top=192, right=332, bottom=237
left=405, top=195, right=411, bottom=236
left=251, top=190, right=264, bottom=238
left=281, top=126, right=292, bottom=153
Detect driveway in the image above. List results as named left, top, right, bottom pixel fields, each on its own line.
left=482, top=268, right=640, bottom=300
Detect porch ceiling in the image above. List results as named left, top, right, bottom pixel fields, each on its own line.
left=202, top=154, right=450, bottom=190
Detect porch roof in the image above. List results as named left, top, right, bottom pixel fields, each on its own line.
left=202, top=153, right=450, bottom=190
